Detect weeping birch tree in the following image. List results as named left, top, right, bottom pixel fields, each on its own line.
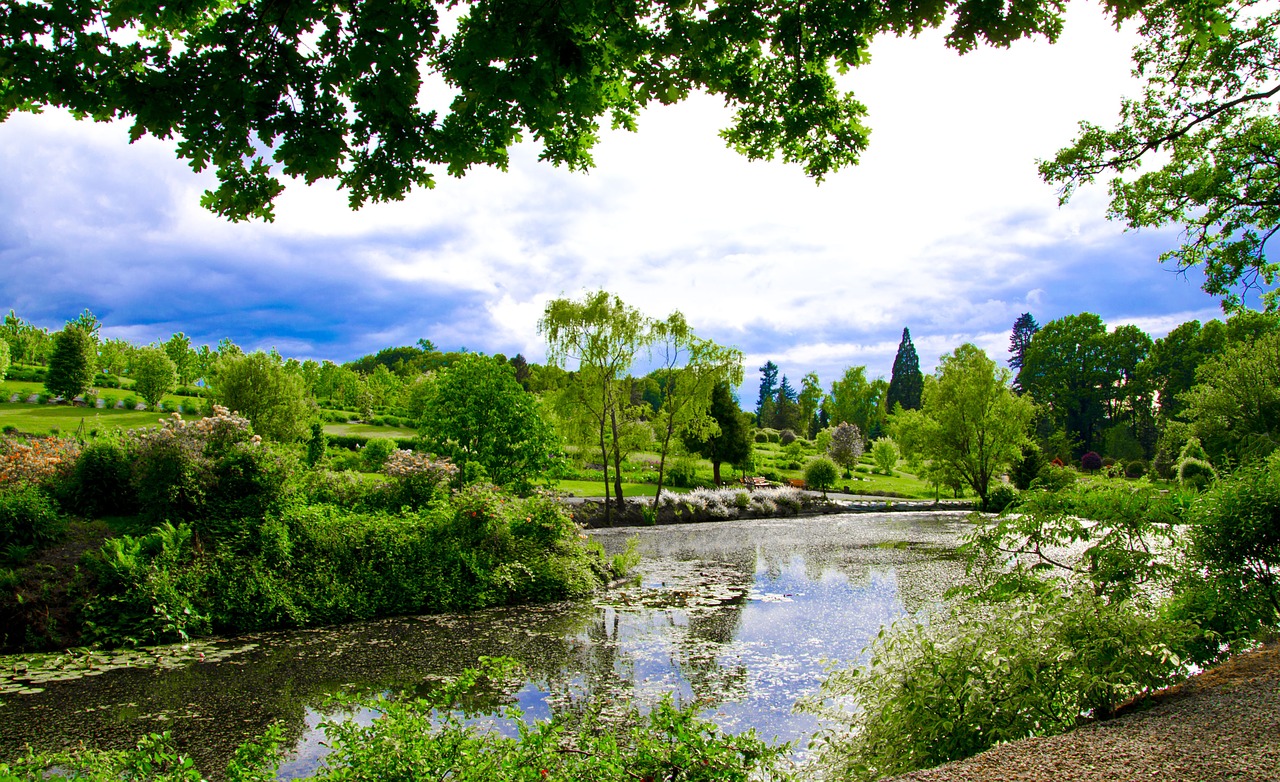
left=648, top=313, right=744, bottom=507
left=539, top=291, right=652, bottom=520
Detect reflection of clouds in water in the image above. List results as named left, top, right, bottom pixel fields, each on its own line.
left=563, top=517, right=970, bottom=748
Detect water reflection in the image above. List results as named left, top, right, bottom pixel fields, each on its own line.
left=0, top=512, right=970, bottom=777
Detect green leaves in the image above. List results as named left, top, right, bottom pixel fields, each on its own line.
left=415, top=353, right=559, bottom=493
left=315, top=661, right=793, bottom=782
left=1042, top=0, right=1280, bottom=311
left=891, top=343, right=1033, bottom=508
left=1, top=0, right=1124, bottom=219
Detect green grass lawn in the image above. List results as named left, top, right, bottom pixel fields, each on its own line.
left=2, top=379, right=202, bottom=410
left=554, top=479, right=684, bottom=498
left=836, top=465, right=949, bottom=499
left=0, top=403, right=165, bottom=435
left=323, top=423, right=417, bottom=439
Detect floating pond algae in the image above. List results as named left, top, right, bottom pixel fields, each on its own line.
left=599, top=559, right=753, bottom=612
left=0, top=640, right=258, bottom=698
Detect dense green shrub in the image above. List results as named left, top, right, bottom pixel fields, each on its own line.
left=361, top=438, right=396, bottom=471
left=1178, top=457, right=1216, bottom=491
left=1030, top=464, right=1076, bottom=492
left=1010, top=444, right=1044, bottom=490
left=4, top=365, right=45, bottom=383
left=76, top=486, right=615, bottom=645
left=804, top=457, right=837, bottom=494
left=982, top=483, right=1018, bottom=513
left=804, top=479, right=1194, bottom=781
left=666, top=457, right=700, bottom=488
left=131, top=432, right=209, bottom=523
left=298, top=469, right=380, bottom=508
left=779, top=429, right=797, bottom=445
left=1124, top=459, right=1148, bottom=479
left=0, top=484, right=64, bottom=561
left=200, top=444, right=296, bottom=532
left=1167, top=454, right=1280, bottom=661
left=799, top=591, right=1189, bottom=782
left=754, top=431, right=769, bottom=443
left=64, top=437, right=136, bottom=517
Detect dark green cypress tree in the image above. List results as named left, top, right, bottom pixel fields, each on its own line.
left=773, top=375, right=802, bottom=432
left=886, top=328, right=923, bottom=412
left=1009, top=313, right=1039, bottom=393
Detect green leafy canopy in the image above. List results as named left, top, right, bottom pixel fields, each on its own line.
left=0, top=0, right=1145, bottom=221
left=1042, top=0, right=1280, bottom=310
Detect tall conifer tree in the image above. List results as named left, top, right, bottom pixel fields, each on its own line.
left=684, top=381, right=752, bottom=485
left=1009, top=313, right=1040, bottom=393
left=756, top=360, right=779, bottom=426
left=886, top=328, right=923, bottom=412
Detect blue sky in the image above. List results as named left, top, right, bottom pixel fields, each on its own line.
left=0, top=5, right=1228, bottom=391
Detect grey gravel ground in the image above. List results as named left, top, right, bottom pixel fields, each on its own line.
left=889, top=644, right=1280, bottom=782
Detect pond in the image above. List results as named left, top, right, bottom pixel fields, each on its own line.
left=0, top=511, right=972, bottom=778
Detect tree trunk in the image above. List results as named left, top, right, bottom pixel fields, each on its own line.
left=653, top=418, right=677, bottom=509
left=609, top=405, right=625, bottom=510
left=598, top=418, right=611, bottom=522
left=712, top=460, right=722, bottom=486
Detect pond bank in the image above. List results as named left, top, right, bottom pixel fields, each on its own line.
left=890, top=642, right=1280, bottom=781
left=569, top=489, right=975, bottom=528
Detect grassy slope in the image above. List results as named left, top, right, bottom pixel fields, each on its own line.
left=0, top=403, right=168, bottom=435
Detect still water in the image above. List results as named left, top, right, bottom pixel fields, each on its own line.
left=0, top=512, right=971, bottom=777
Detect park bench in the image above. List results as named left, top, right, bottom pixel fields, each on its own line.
left=742, top=476, right=770, bottom=490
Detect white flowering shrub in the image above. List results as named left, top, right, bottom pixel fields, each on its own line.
left=127, top=406, right=279, bottom=525
left=381, top=449, right=458, bottom=508
left=383, top=449, right=457, bottom=481
left=130, top=406, right=258, bottom=458
left=648, top=485, right=815, bottom=521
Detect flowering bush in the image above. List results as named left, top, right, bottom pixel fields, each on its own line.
left=383, top=449, right=457, bottom=481
left=0, top=435, right=81, bottom=487
left=380, top=449, right=458, bottom=509
left=655, top=486, right=810, bottom=517
left=127, top=406, right=271, bottom=524
left=130, top=406, right=257, bottom=456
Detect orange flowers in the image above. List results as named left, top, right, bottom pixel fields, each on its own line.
left=0, top=435, right=82, bottom=486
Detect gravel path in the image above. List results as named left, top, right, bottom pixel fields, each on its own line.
left=890, top=644, right=1280, bottom=782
